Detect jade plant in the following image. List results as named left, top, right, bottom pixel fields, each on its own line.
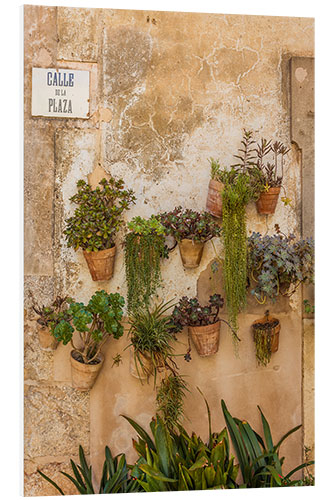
left=50, top=290, right=125, bottom=364
left=64, top=177, right=136, bottom=253
left=124, top=215, right=169, bottom=313
left=247, top=229, right=314, bottom=304
left=157, top=207, right=221, bottom=243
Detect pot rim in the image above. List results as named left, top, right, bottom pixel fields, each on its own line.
left=70, top=349, right=104, bottom=367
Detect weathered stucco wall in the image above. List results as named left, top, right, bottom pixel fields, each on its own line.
left=24, top=5, right=314, bottom=495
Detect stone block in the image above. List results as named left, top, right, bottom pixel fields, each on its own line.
left=24, top=459, right=78, bottom=496
left=24, top=384, right=89, bottom=458
left=57, top=7, right=98, bottom=62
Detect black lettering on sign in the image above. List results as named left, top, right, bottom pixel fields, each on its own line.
left=48, top=98, right=73, bottom=113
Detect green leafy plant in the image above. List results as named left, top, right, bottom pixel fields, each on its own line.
left=158, top=206, right=221, bottom=243
left=124, top=215, right=169, bottom=313
left=247, top=229, right=315, bottom=304
left=37, top=444, right=142, bottom=494
left=123, top=395, right=239, bottom=491
left=221, top=173, right=254, bottom=342
left=127, top=301, right=179, bottom=383
left=64, top=177, right=136, bottom=252
left=221, top=399, right=314, bottom=488
left=50, top=290, right=125, bottom=364
left=304, top=299, right=315, bottom=315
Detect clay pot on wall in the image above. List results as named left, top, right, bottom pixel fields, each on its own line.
left=189, top=321, right=221, bottom=357
left=38, top=325, right=58, bottom=350
left=251, top=313, right=280, bottom=366
left=83, top=246, right=116, bottom=281
left=206, top=179, right=224, bottom=218
left=256, top=187, right=281, bottom=215
left=178, top=239, right=205, bottom=268
left=70, top=350, right=104, bottom=390
left=129, top=349, right=154, bottom=380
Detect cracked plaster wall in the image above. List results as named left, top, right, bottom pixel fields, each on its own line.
left=24, top=5, right=314, bottom=495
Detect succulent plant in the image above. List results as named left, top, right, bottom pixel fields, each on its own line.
left=49, top=290, right=125, bottom=364
left=170, top=294, right=224, bottom=329
left=247, top=229, right=314, bottom=303
left=157, top=207, right=221, bottom=243
left=64, top=177, right=136, bottom=252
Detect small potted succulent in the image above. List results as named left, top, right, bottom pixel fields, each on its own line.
left=64, top=177, right=136, bottom=281
left=232, top=130, right=290, bottom=215
left=31, top=295, right=70, bottom=350
left=50, top=290, right=125, bottom=390
left=170, top=294, right=236, bottom=357
left=247, top=227, right=315, bottom=304
left=127, top=301, right=178, bottom=383
left=157, top=207, right=221, bottom=268
left=252, top=310, right=281, bottom=367
left=124, top=215, right=170, bottom=313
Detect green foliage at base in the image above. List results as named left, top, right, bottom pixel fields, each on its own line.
left=123, top=413, right=239, bottom=491
left=37, top=445, right=141, bottom=495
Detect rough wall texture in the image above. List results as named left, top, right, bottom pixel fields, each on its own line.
left=24, top=5, right=314, bottom=495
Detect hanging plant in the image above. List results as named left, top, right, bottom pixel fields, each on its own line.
left=251, top=311, right=281, bottom=367
left=156, top=374, right=188, bottom=430
left=221, top=172, right=254, bottom=343
left=124, top=215, right=169, bottom=313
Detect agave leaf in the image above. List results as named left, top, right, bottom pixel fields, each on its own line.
left=60, top=471, right=87, bottom=494
left=257, top=405, right=273, bottom=451
left=69, top=460, right=89, bottom=492
left=122, top=414, right=156, bottom=451
left=221, top=400, right=249, bottom=480
left=139, top=463, right=177, bottom=483
left=239, top=421, right=266, bottom=470
left=37, top=469, right=65, bottom=496
left=273, top=424, right=302, bottom=453
left=188, top=455, right=208, bottom=471
left=284, top=460, right=314, bottom=480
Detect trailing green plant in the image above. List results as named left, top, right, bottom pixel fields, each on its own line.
left=64, top=177, right=135, bottom=252
left=37, top=444, right=142, bottom=494
left=221, top=399, right=314, bottom=488
left=124, top=215, right=169, bottom=313
left=247, top=229, right=315, bottom=304
left=127, top=300, right=179, bottom=384
left=156, top=374, right=189, bottom=430
left=252, top=310, right=280, bottom=367
left=157, top=206, right=221, bottom=243
left=50, top=290, right=125, bottom=364
left=123, top=395, right=239, bottom=491
left=221, top=173, right=254, bottom=342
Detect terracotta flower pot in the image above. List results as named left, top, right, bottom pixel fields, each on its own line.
left=129, top=349, right=154, bottom=380
left=252, top=314, right=280, bottom=366
left=256, top=187, right=281, bottom=215
left=189, top=320, right=220, bottom=357
left=83, top=245, right=116, bottom=281
left=38, top=325, right=58, bottom=350
left=70, top=350, right=104, bottom=390
left=178, top=239, right=205, bottom=268
left=206, top=179, right=224, bottom=218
